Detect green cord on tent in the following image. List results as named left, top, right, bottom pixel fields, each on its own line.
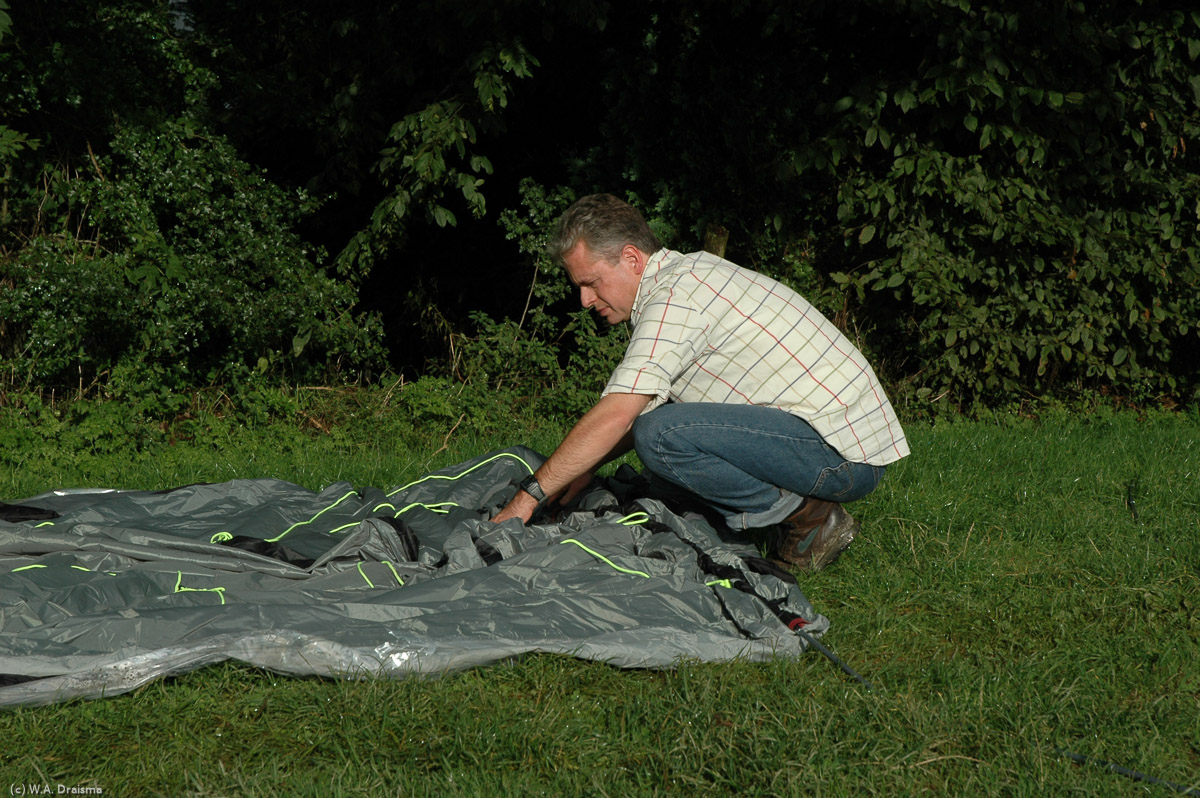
left=210, top=531, right=234, bottom=543
left=393, top=501, right=458, bottom=515
left=250, top=451, right=530, bottom=543
left=381, top=561, right=405, bottom=587
left=359, top=561, right=408, bottom=588
left=374, top=500, right=460, bottom=514
left=265, top=490, right=359, bottom=542
left=385, top=452, right=535, bottom=498
left=617, top=512, right=650, bottom=526
left=559, top=539, right=650, bottom=578
left=12, top=564, right=106, bottom=575
left=173, top=571, right=226, bottom=605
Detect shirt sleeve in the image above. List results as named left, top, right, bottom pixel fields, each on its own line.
left=601, top=273, right=709, bottom=410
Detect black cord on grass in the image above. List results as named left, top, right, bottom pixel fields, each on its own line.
left=791, top=626, right=874, bottom=691
left=626, top=504, right=875, bottom=690
left=1054, top=748, right=1200, bottom=796
left=1126, top=477, right=1141, bottom=523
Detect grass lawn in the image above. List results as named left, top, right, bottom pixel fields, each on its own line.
left=1, top=396, right=1197, bottom=795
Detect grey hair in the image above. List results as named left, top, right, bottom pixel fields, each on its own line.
left=547, top=194, right=662, bottom=265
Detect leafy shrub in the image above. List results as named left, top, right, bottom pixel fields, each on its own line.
left=434, top=179, right=633, bottom=423
left=0, top=120, right=386, bottom=412
left=824, top=4, right=1200, bottom=410
left=582, top=1, right=1200, bottom=411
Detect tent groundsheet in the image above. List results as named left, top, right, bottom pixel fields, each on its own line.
left=0, top=447, right=829, bottom=707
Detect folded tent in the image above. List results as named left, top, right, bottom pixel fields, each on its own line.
left=0, top=447, right=831, bottom=707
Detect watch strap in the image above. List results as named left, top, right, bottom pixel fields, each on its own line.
left=518, top=474, right=547, bottom=504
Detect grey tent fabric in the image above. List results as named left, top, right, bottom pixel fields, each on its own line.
left=0, top=447, right=829, bottom=707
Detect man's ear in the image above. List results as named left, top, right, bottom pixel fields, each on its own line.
left=622, top=244, right=646, bottom=276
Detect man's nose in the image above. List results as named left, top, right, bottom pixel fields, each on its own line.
left=580, top=286, right=596, bottom=307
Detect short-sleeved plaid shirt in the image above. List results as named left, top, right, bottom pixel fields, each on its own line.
left=602, top=249, right=909, bottom=465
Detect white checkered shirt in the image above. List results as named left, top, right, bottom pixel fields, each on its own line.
left=602, top=249, right=910, bottom=465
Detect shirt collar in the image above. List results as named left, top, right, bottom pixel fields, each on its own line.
left=631, top=248, right=673, bottom=319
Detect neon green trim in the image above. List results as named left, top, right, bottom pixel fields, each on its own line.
left=386, top=452, right=534, bottom=498
left=617, top=512, right=650, bottom=526
left=174, top=571, right=227, bottom=604
left=70, top=565, right=92, bottom=572
left=706, top=578, right=734, bottom=589
left=382, top=560, right=405, bottom=587
left=396, top=501, right=458, bottom=515
left=326, top=522, right=359, bottom=535
left=210, top=531, right=234, bottom=543
left=12, top=564, right=47, bottom=572
left=560, top=539, right=650, bottom=578
left=34, top=521, right=55, bottom=528
left=357, top=561, right=375, bottom=588
left=372, top=502, right=398, bottom=513
left=264, top=489, right=359, bottom=542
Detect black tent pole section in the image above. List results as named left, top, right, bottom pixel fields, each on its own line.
left=1054, top=748, right=1200, bottom=796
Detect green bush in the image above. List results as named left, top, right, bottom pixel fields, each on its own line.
left=6, top=1, right=1198, bottom=416
left=582, top=1, right=1200, bottom=412
left=0, top=120, right=386, bottom=412
left=434, top=179, right=632, bottom=423
left=826, top=4, right=1200, bottom=410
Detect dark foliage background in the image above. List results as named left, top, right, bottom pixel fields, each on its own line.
left=1, top=0, right=1197, bottom=416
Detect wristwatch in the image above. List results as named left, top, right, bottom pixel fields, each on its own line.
left=518, top=474, right=548, bottom=505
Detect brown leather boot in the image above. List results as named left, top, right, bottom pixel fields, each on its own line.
left=770, top=498, right=860, bottom=571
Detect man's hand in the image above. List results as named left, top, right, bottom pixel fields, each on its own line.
left=491, top=471, right=594, bottom=525
left=559, top=471, right=595, bottom=506
left=491, top=489, right=539, bottom=525
left=490, top=393, right=651, bottom=524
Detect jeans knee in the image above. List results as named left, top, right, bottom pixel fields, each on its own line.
left=631, top=412, right=660, bottom=465
left=812, top=461, right=885, bottom=502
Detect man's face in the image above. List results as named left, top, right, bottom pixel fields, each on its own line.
left=562, top=243, right=644, bottom=325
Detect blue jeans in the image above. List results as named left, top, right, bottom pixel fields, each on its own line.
left=631, top=403, right=885, bottom=530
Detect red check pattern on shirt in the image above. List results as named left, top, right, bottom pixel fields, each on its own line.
left=603, top=249, right=910, bottom=465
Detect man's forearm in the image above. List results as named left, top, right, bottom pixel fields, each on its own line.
left=532, top=393, right=649, bottom=497
left=493, top=392, right=651, bottom=522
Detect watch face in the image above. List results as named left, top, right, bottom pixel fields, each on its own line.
left=521, top=475, right=545, bottom=502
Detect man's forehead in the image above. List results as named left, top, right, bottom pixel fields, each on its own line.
left=563, top=244, right=611, bottom=281
left=564, top=240, right=600, bottom=262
